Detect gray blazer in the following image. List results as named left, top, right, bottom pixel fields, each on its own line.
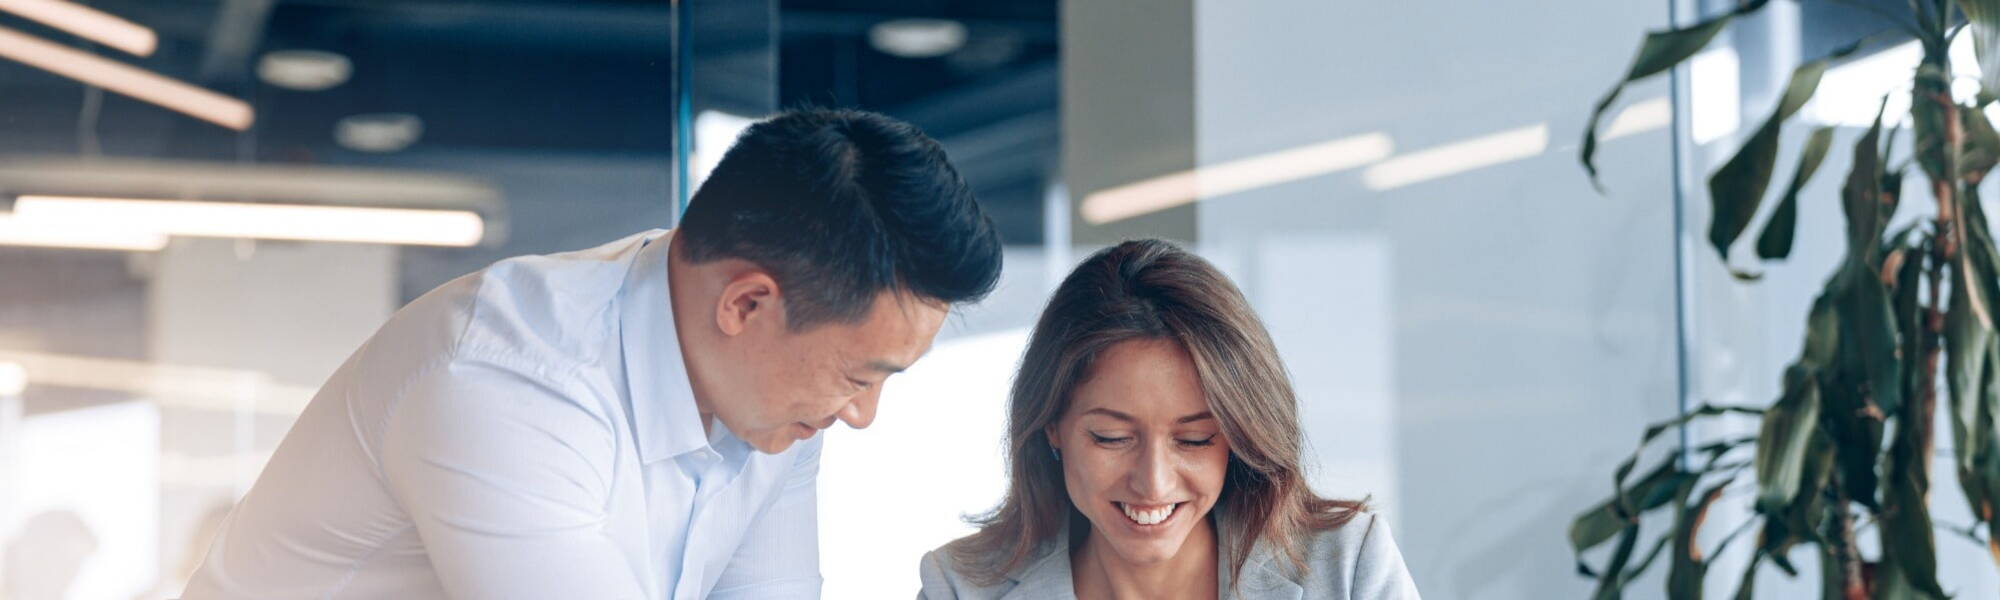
left=917, top=512, right=1420, bottom=599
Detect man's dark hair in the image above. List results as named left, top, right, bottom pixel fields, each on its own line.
left=677, top=108, right=1004, bottom=330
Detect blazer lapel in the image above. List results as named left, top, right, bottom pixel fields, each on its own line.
left=1215, top=513, right=1304, bottom=600
left=1224, top=558, right=1304, bottom=600
left=999, top=535, right=1079, bottom=600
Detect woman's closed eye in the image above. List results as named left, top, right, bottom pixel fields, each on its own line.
left=1087, top=432, right=1133, bottom=447
left=1176, top=434, right=1218, bottom=448
left=1085, top=432, right=1218, bottom=448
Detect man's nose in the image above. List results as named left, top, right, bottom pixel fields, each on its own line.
left=834, top=387, right=881, bottom=429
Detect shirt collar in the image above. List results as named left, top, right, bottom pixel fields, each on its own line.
left=618, top=229, right=710, bottom=464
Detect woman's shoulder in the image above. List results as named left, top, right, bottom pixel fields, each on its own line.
left=1288, top=511, right=1421, bottom=599
left=1302, top=510, right=1389, bottom=559
left=916, top=536, right=1025, bottom=600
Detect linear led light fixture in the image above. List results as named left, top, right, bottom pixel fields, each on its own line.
left=1360, top=123, right=1549, bottom=191
left=0, top=0, right=156, bottom=56
left=0, top=156, right=506, bottom=247
left=1079, top=132, right=1394, bottom=225
left=0, top=212, right=167, bottom=250
left=14, top=196, right=488, bottom=247
left=1600, top=97, right=1671, bottom=141
left=0, top=350, right=313, bottom=414
left=0, top=24, right=250, bottom=129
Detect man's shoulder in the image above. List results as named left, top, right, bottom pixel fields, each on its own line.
left=396, top=229, right=667, bottom=366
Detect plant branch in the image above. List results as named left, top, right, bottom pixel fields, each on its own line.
left=1936, top=519, right=1991, bottom=547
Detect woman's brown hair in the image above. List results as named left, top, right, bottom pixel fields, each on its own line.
left=949, top=238, right=1364, bottom=586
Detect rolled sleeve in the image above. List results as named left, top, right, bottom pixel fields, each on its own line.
left=378, top=360, right=648, bottom=599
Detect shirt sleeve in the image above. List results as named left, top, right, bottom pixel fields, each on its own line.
left=708, top=434, right=824, bottom=598
left=1351, top=514, right=1422, bottom=599
left=378, top=359, right=648, bottom=599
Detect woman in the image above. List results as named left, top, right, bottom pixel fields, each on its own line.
left=919, top=239, right=1419, bottom=599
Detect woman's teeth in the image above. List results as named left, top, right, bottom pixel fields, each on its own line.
left=1119, top=502, right=1178, bottom=526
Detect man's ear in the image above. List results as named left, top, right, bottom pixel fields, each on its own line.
left=715, top=271, right=783, bottom=337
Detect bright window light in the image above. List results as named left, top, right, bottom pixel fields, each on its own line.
left=692, top=111, right=757, bottom=190
left=0, top=0, right=155, bottom=56
left=0, top=212, right=168, bottom=251
left=1690, top=47, right=1741, bottom=144
left=1079, top=132, right=1394, bottom=224
left=1808, top=40, right=1918, bottom=127
left=1360, top=124, right=1548, bottom=190
left=0, top=361, right=25, bottom=395
left=12, top=196, right=486, bottom=247
left=0, top=25, right=250, bottom=129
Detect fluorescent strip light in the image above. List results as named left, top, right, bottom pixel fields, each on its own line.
left=13, top=196, right=486, bottom=247
left=0, top=0, right=155, bottom=56
left=1361, top=124, right=1549, bottom=191
left=0, top=350, right=312, bottom=414
left=0, top=361, right=24, bottom=396
left=0, top=212, right=167, bottom=250
left=1601, top=97, right=1671, bottom=141
left=0, top=25, right=251, bottom=129
left=0, top=157, right=503, bottom=211
left=1080, top=132, right=1393, bottom=224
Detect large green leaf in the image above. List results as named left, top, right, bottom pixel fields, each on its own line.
left=1842, top=100, right=1890, bottom=254
left=1593, top=524, right=1645, bottom=600
left=1581, top=0, right=1773, bottom=188
left=1965, top=186, right=2000, bottom=334
left=1708, top=57, right=1838, bottom=263
left=1880, top=364, right=1946, bottom=598
left=1948, top=257, right=1996, bottom=475
left=1961, top=103, right=2000, bottom=178
left=1573, top=460, right=1700, bottom=575
left=1668, top=479, right=1729, bottom=599
left=1976, top=344, right=2000, bottom=567
left=1959, top=0, right=2000, bottom=100
left=1758, top=431, right=1835, bottom=575
left=1756, top=366, right=1823, bottom=511
left=1756, top=126, right=1838, bottom=260
left=1840, top=265, right=1906, bottom=418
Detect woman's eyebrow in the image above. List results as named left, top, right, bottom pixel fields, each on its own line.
left=1080, top=407, right=1135, bottom=421
left=1077, top=408, right=1214, bottom=424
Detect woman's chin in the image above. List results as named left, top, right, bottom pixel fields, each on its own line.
left=1088, top=518, right=1191, bottom=566
left=1101, top=537, right=1184, bottom=566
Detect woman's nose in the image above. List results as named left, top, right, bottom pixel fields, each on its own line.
left=1128, top=440, right=1176, bottom=499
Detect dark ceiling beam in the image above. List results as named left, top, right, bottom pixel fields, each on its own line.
left=888, top=59, right=1054, bottom=136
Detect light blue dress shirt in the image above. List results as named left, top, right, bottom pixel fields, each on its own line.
left=184, top=230, right=822, bottom=599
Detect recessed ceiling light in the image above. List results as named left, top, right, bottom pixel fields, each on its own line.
left=257, top=49, right=351, bottom=91
left=335, top=113, right=423, bottom=153
left=868, top=18, right=967, bottom=58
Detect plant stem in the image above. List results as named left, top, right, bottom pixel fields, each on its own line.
left=1833, top=483, right=1869, bottom=600
left=1925, top=78, right=1959, bottom=508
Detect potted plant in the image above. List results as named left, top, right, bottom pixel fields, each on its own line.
left=1572, top=1, right=2000, bottom=598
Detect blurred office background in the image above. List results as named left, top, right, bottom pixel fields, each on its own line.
left=0, top=0, right=1989, bottom=598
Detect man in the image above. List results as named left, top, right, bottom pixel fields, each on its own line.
left=183, top=109, right=1004, bottom=599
